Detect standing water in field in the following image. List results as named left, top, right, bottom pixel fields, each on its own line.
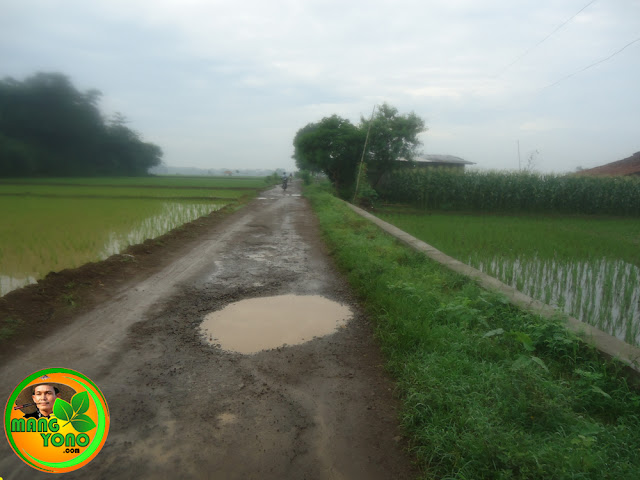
left=471, top=255, right=640, bottom=346
left=200, top=295, right=353, bottom=354
left=0, top=201, right=225, bottom=296
left=100, top=202, right=223, bottom=257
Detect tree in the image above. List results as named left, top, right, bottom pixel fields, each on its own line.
left=0, top=72, right=162, bottom=177
left=291, top=104, right=426, bottom=196
left=292, top=115, right=364, bottom=194
left=360, top=103, right=426, bottom=187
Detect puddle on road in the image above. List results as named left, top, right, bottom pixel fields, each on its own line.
left=217, top=412, right=237, bottom=425
left=200, top=295, right=353, bottom=354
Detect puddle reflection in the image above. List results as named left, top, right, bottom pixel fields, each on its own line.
left=200, top=295, right=353, bottom=354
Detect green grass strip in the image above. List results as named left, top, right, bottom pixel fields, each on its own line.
left=305, top=184, right=640, bottom=480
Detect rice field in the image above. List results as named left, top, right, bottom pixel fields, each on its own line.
left=0, top=176, right=270, bottom=188
left=308, top=185, right=640, bottom=479
left=0, top=176, right=269, bottom=296
left=376, top=209, right=640, bottom=346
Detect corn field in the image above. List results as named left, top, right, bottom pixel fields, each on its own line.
left=377, top=169, right=640, bottom=215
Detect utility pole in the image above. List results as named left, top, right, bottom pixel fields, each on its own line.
left=352, top=104, right=377, bottom=203
left=517, top=140, right=521, bottom=170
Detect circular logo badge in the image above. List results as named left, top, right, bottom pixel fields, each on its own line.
left=4, top=368, right=110, bottom=473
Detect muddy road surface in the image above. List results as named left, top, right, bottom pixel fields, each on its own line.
left=0, top=182, right=417, bottom=479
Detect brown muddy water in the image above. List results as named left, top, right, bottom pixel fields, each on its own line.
left=200, top=295, right=353, bottom=354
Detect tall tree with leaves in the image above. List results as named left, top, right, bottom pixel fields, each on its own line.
left=360, top=103, right=426, bottom=187
left=291, top=104, right=426, bottom=195
left=292, top=115, right=364, bottom=195
left=0, top=72, right=162, bottom=177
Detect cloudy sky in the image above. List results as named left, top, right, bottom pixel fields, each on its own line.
left=1, top=0, right=639, bottom=173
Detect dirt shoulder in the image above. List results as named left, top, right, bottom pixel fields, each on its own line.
left=0, top=182, right=419, bottom=479
left=0, top=201, right=239, bottom=363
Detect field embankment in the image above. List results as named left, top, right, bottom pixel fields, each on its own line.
left=306, top=183, right=640, bottom=479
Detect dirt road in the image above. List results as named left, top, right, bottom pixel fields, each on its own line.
left=0, top=182, right=417, bottom=479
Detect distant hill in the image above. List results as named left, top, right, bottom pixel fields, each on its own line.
left=577, top=152, right=640, bottom=177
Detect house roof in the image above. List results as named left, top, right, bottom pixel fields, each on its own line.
left=397, top=154, right=475, bottom=165
left=577, top=152, right=640, bottom=177
left=419, top=154, right=475, bottom=165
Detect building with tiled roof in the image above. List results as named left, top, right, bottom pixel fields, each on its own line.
left=577, top=152, right=640, bottom=177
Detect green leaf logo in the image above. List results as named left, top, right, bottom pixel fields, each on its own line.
left=71, top=391, right=90, bottom=416
left=53, top=392, right=96, bottom=432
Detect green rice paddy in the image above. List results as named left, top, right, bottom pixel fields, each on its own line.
left=376, top=210, right=640, bottom=346
left=0, top=176, right=268, bottom=296
left=1, top=176, right=269, bottom=188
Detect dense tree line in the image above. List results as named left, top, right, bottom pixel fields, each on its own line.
left=292, top=103, right=426, bottom=197
left=0, top=72, right=162, bottom=177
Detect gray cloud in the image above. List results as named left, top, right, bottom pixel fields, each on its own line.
left=1, top=0, right=639, bottom=172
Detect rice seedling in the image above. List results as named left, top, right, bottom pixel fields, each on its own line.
left=0, top=183, right=248, bottom=200
left=0, top=176, right=270, bottom=296
left=375, top=210, right=640, bottom=346
left=0, top=196, right=227, bottom=296
left=473, top=256, right=640, bottom=345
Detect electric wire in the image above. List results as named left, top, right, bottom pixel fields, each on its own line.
left=542, top=35, right=640, bottom=89
left=491, top=0, right=599, bottom=79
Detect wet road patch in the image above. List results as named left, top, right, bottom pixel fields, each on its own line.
left=200, top=295, right=353, bottom=354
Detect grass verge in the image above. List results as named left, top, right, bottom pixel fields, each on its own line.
left=305, top=183, right=640, bottom=480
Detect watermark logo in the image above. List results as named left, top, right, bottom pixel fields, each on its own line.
left=4, top=368, right=110, bottom=473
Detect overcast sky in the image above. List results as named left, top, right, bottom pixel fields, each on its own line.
left=1, top=0, right=639, bottom=173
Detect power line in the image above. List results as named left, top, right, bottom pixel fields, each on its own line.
left=491, top=0, right=598, bottom=79
left=542, top=35, right=640, bottom=89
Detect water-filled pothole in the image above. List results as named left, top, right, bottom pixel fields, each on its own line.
left=200, top=295, right=353, bottom=354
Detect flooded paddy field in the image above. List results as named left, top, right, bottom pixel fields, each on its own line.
left=0, top=176, right=269, bottom=296
left=377, top=209, right=640, bottom=346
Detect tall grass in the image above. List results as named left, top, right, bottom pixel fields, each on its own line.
left=306, top=184, right=640, bottom=479
left=378, top=169, right=640, bottom=215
